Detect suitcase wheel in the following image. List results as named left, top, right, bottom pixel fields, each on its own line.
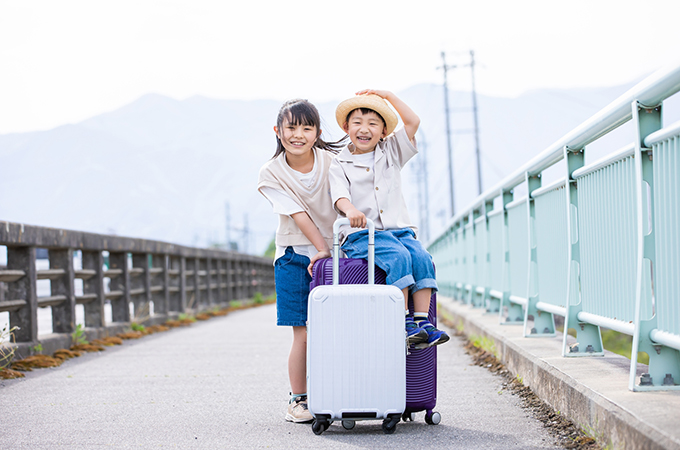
left=424, top=411, right=441, bottom=425
left=382, top=416, right=399, bottom=434
left=341, top=420, right=355, bottom=430
left=401, top=412, right=415, bottom=422
left=312, top=419, right=330, bottom=435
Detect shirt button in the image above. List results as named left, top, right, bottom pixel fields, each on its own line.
left=366, top=168, right=369, bottom=172
left=380, top=209, right=383, bottom=214
left=375, top=187, right=379, bottom=191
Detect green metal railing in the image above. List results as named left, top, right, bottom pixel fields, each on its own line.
left=428, top=61, right=680, bottom=391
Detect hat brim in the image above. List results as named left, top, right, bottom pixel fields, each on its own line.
left=335, top=94, right=398, bottom=136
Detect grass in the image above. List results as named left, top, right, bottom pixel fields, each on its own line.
left=469, top=334, right=499, bottom=359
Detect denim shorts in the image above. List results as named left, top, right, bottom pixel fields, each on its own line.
left=274, top=247, right=312, bottom=327
left=341, top=228, right=437, bottom=293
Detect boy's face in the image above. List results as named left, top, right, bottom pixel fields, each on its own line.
left=343, top=109, right=386, bottom=154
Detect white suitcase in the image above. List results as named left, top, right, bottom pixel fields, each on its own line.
left=307, top=218, right=406, bottom=435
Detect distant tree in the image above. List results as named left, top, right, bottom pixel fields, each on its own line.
left=264, top=237, right=276, bottom=259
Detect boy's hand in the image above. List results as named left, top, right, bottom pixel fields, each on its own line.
left=345, top=206, right=367, bottom=229
left=356, top=89, right=392, bottom=100
left=308, top=249, right=331, bottom=276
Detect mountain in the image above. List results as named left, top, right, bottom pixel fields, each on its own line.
left=3, top=81, right=675, bottom=254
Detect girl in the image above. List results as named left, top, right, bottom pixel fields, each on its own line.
left=257, top=99, right=344, bottom=423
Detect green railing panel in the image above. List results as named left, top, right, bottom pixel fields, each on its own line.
left=507, top=201, right=528, bottom=298
left=652, top=132, right=680, bottom=335
left=464, top=222, right=475, bottom=288
left=533, top=183, right=569, bottom=308
left=474, top=216, right=488, bottom=293
left=576, top=156, right=640, bottom=322
left=488, top=211, right=504, bottom=292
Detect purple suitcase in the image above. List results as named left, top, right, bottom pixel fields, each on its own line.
left=310, top=256, right=441, bottom=425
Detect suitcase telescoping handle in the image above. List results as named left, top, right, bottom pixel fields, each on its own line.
left=332, top=218, right=375, bottom=286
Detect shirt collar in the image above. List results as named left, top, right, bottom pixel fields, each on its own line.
left=337, top=141, right=386, bottom=165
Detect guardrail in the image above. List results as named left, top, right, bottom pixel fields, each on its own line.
left=427, top=61, right=680, bottom=391
left=0, top=220, right=274, bottom=356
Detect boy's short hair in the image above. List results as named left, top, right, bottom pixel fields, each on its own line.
left=336, top=94, right=398, bottom=135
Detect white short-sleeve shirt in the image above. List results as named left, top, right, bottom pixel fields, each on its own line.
left=329, top=127, right=418, bottom=242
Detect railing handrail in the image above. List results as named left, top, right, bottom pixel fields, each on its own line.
left=0, top=220, right=270, bottom=262
left=432, top=59, right=680, bottom=240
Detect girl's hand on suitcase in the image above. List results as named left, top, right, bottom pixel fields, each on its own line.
left=308, top=249, right=331, bottom=276
left=345, top=207, right=367, bottom=229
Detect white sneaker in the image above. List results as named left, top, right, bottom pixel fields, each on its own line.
left=285, top=395, right=313, bottom=423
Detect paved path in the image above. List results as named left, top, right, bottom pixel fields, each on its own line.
left=1, top=304, right=559, bottom=449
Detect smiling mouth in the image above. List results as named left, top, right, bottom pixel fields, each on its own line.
left=357, top=136, right=371, bottom=142
left=290, top=141, right=306, bottom=147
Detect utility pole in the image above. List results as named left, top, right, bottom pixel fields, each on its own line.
left=470, top=50, right=483, bottom=195
left=225, top=202, right=231, bottom=250
left=416, top=130, right=431, bottom=243
left=242, top=213, right=249, bottom=254
left=438, top=51, right=456, bottom=217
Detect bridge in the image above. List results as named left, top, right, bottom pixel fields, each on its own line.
left=2, top=63, right=680, bottom=449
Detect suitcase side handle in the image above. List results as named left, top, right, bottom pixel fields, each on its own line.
left=332, top=218, right=375, bottom=286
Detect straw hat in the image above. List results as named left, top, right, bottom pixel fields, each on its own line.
left=335, top=94, right=398, bottom=136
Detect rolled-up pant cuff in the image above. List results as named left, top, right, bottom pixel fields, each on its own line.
left=412, top=278, right=438, bottom=294
left=392, top=274, right=415, bottom=291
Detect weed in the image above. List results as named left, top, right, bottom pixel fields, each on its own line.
left=72, top=324, right=89, bottom=346
left=516, top=374, right=524, bottom=384
left=131, top=322, right=146, bottom=333
left=32, top=343, right=43, bottom=355
left=253, top=292, right=264, bottom=305
left=1, top=324, right=19, bottom=370
left=470, top=334, right=499, bottom=358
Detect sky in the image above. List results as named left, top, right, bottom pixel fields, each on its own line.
left=1, top=0, right=680, bottom=134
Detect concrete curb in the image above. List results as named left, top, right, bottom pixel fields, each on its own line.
left=438, top=296, right=680, bottom=450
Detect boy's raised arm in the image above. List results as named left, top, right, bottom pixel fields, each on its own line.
left=356, top=89, right=420, bottom=140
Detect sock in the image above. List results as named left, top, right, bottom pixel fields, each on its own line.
left=414, top=312, right=429, bottom=325
left=290, top=393, right=307, bottom=403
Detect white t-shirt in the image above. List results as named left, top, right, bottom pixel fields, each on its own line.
left=260, top=154, right=320, bottom=261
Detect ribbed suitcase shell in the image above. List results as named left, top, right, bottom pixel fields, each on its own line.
left=307, top=283, right=406, bottom=421
left=311, top=257, right=438, bottom=415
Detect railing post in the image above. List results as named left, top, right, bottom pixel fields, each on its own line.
left=193, top=257, right=201, bottom=310
left=82, top=250, right=106, bottom=328
left=131, top=253, right=151, bottom=321
left=50, top=249, right=76, bottom=334
left=499, top=189, right=522, bottom=324
left=562, top=145, right=603, bottom=357
left=470, top=208, right=482, bottom=307
left=152, top=254, right=169, bottom=316
left=206, top=257, right=214, bottom=309
left=629, top=101, right=678, bottom=391
left=226, top=255, right=234, bottom=303
left=524, top=172, right=555, bottom=337
left=179, top=257, right=187, bottom=312
left=482, top=199, right=497, bottom=314
left=108, top=252, right=131, bottom=323
left=215, top=258, right=223, bottom=306
left=8, top=246, right=37, bottom=343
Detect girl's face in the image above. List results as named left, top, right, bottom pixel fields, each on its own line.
left=274, top=118, right=319, bottom=158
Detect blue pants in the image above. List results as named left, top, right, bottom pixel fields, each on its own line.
left=341, top=228, right=437, bottom=293
left=274, top=247, right=311, bottom=327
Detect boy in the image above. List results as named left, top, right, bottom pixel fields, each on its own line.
left=328, top=89, right=449, bottom=348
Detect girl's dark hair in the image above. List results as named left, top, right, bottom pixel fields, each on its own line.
left=273, top=99, right=346, bottom=158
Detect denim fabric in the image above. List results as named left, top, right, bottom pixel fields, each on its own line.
left=341, top=228, right=437, bottom=293
left=274, top=247, right=312, bottom=326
